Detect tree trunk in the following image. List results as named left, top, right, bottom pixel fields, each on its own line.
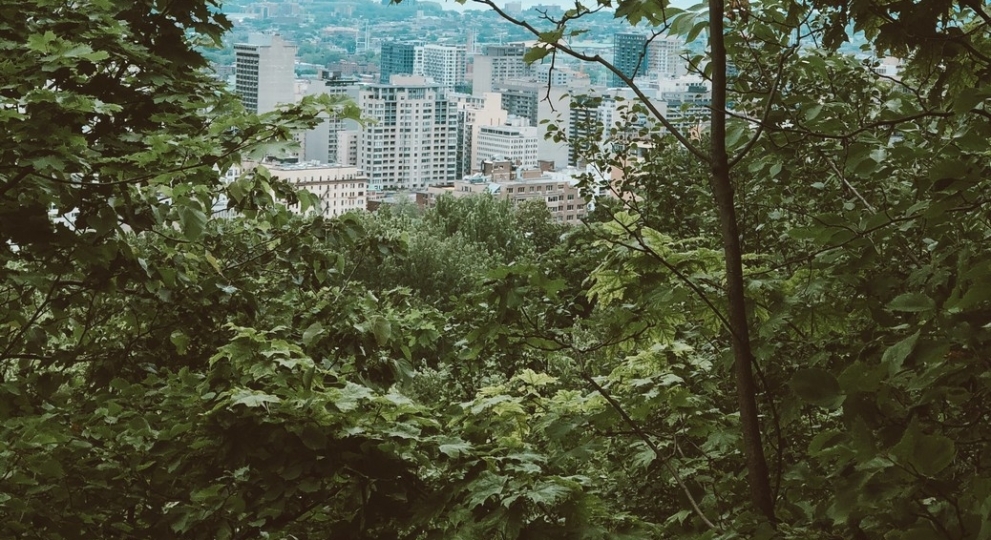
left=707, top=0, right=776, bottom=523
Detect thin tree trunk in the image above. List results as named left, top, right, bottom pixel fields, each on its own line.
left=707, top=0, right=776, bottom=523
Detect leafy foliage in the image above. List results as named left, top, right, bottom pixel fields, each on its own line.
left=5, top=0, right=991, bottom=537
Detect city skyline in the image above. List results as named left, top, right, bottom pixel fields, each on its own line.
left=441, top=0, right=695, bottom=12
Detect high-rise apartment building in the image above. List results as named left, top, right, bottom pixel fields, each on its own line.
left=568, top=95, right=602, bottom=166
left=358, top=76, right=458, bottom=189
left=647, top=36, right=687, bottom=79
left=612, top=32, right=648, bottom=87
left=379, top=42, right=422, bottom=84
left=494, top=80, right=573, bottom=168
left=568, top=87, right=671, bottom=165
left=472, top=43, right=532, bottom=95
left=450, top=92, right=507, bottom=179
left=234, top=34, right=296, bottom=114
left=302, top=71, right=362, bottom=164
left=421, top=44, right=466, bottom=89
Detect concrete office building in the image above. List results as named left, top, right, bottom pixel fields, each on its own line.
left=264, top=161, right=368, bottom=218
left=430, top=166, right=595, bottom=224
left=337, top=130, right=360, bottom=167
left=234, top=34, right=296, bottom=114
left=532, top=64, right=592, bottom=87
left=358, top=76, right=458, bottom=189
left=475, top=119, right=539, bottom=171
left=495, top=80, right=573, bottom=168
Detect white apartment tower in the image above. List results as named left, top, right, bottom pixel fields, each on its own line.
left=495, top=81, right=573, bottom=168
left=421, top=44, right=466, bottom=89
left=302, top=72, right=362, bottom=164
left=234, top=34, right=296, bottom=114
left=449, top=92, right=508, bottom=178
left=358, top=76, right=458, bottom=189
left=647, top=37, right=687, bottom=79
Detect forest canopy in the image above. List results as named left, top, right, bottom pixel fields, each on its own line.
left=1, top=0, right=991, bottom=538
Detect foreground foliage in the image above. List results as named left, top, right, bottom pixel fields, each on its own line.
left=3, top=0, right=991, bottom=538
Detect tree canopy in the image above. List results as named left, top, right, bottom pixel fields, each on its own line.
left=3, top=0, right=991, bottom=538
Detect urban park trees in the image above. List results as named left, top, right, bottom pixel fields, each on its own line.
left=2, top=0, right=991, bottom=538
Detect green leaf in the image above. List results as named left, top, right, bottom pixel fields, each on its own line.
left=438, top=440, right=472, bottom=458
left=887, top=293, right=935, bottom=312
left=178, top=205, right=207, bottom=241
left=790, top=368, right=843, bottom=408
left=170, top=330, right=190, bottom=355
left=523, top=46, right=550, bottom=64
left=467, top=471, right=505, bottom=509
left=952, top=87, right=991, bottom=115
left=333, top=382, right=373, bottom=412
left=299, top=425, right=327, bottom=451
left=190, top=483, right=224, bottom=503
left=808, top=429, right=845, bottom=456
left=882, top=330, right=920, bottom=376
left=301, top=322, right=324, bottom=346
left=513, top=369, right=557, bottom=387
left=230, top=390, right=281, bottom=408
left=838, top=361, right=883, bottom=393
left=892, top=422, right=956, bottom=476
left=527, top=480, right=571, bottom=506
left=26, top=31, right=56, bottom=53
left=370, top=315, right=391, bottom=347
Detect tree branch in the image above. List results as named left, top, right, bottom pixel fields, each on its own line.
left=467, top=0, right=710, bottom=163
left=579, top=371, right=720, bottom=532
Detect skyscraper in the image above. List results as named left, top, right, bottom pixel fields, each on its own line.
left=302, top=71, right=362, bottom=164
left=472, top=43, right=532, bottom=95
left=358, top=76, right=458, bottom=189
left=421, top=44, right=466, bottom=89
left=234, top=34, right=296, bottom=114
left=611, top=32, right=648, bottom=87
left=647, top=36, right=687, bottom=79
left=379, top=42, right=421, bottom=84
